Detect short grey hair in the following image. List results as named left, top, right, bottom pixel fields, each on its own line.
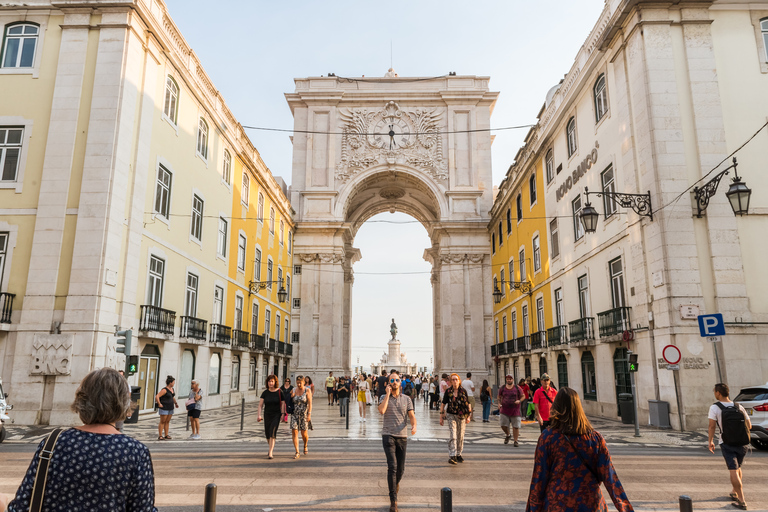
left=71, top=368, right=131, bottom=425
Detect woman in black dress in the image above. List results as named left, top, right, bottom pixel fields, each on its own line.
left=281, top=377, right=294, bottom=422
left=258, top=374, right=285, bottom=459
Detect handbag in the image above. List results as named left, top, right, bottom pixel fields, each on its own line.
left=185, top=397, right=196, bottom=410
left=29, top=428, right=66, bottom=512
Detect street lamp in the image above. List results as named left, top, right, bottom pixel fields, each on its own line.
left=493, top=286, right=503, bottom=304
left=580, top=186, right=653, bottom=233
left=693, top=158, right=752, bottom=217
left=492, top=280, right=533, bottom=303
left=277, top=285, right=288, bottom=304
left=248, top=280, right=288, bottom=304
left=580, top=189, right=600, bottom=234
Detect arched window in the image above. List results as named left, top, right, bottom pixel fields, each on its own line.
left=269, top=207, right=275, bottom=234
left=524, top=358, right=531, bottom=378
left=762, top=19, right=768, bottom=61
left=222, top=150, right=231, bottom=184
left=163, top=76, right=179, bottom=124
left=566, top=117, right=577, bottom=157
left=209, top=352, right=221, bottom=395
left=581, top=351, right=596, bottom=401
left=594, top=74, right=608, bottom=122
left=2, top=23, right=39, bottom=68
left=539, top=356, right=548, bottom=377
left=197, top=118, right=209, bottom=160
left=545, top=148, right=554, bottom=184
left=557, top=354, right=569, bottom=389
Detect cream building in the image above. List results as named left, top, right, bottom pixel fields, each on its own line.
left=0, top=0, right=292, bottom=425
left=496, top=0, right=768, bottom=430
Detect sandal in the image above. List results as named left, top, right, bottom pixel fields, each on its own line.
left=729, top=493, right=739, bottom=501
left=267, top=454, right=274, bottom=460
left=294, top=452, right=300, bottom=459
left=732, top=502, right=747, bottom=510
left=157, top=436, right=164, bottom=441
left=164, top=435, right=172, bottom=440
left=303, top=446, right=308, bottom=455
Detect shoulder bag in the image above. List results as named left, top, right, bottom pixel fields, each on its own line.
left=29, top=428, right=67, bottom=512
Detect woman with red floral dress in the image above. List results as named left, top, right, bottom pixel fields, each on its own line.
left=525, top=387, right=633, bottom=512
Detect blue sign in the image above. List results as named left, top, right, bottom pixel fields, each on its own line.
left=698, top=314, right=725, bottom=337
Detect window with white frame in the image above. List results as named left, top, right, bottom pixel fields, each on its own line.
left=2, top=23, right=39, bottom=68
left=275, top=313, right=281, bottom=341
left=516, top=194, right=523, bottom=221
left=257, top=193, right=264, bottom=223
left=213, top=285, right=223, bottom=324
left=763, top=19, right=768, bottom=61
left=609, top=257, right=626, bottom=309
left=498, top=222, right=503, bottom=247
left=147, top=256, right=165, bottom=307
left=264, top=309, right=271, bottom=337
left=284, top=319, right=289, bottom=345
left=237, top=234, right=246, bottom=271
left=277, top=267, right=283, bottom=290
left=533, top=235, right=541, bottom=272
left=566, top=117, right=577, bottom=157
left=280, top=220, right=284, bottom=246
left=163, top=76, right=179, bottom=125
left=254, top=247, right=262, bottom=281
left=287, top=232, right=292, bottom=253
left=231, top=355, right=240, bottom=391
left=519, top=248, right=526, bottom=281
left=555, top=288, right=564, bottom=326
left=241, top=172, right=249, bottom=204
left=529, top=174, right=537, bottom=206
left=267, top=259, right=273, bottom=289
left=572, top=195, right=584, bottom=241
left=601, top=165, right=617, bottom=218
left=495, top=320, right=499, bottom=344
left=184, top=272, right=198, bottom=317
left=249, top=357, right=256, bottom=389
left=251, top=303, right=259, bottom=335
left=509, top=259, right=514, bottom=282
left=511, top=310, right=518, bottom=339
left=0, top=233, right=7, bottom=290
left=197, top=118, right=209, bottom=160
left=269, top=207, right=275, bottom=234
left=500, top=268, right=506, bottom=296
left=154, top=165, right=172, bottom=219
left=550, top=219, right=559, bottom=259
left=594, top=74, right=609, bottom=122
left=217, top=217, right=227, bottom=257
left=222, top=150, right=231, bottom=185
left=545, top=148, right=554, bottom=184
left=286, top=275, right=291, bottom=300
left=502, top=315, right=508, bottom=341
left=522, top=304, right=529, bottom=335
left=536, top=297, right=545, bottom=331
left=578, top=274, right=590, bottom=318
left=234, top=295, right=243, bottom=330
left=190, top=195, right=203, bottom=241
left=0, top=127, right=23, bottom=182
left=209, top=353, right=221, bottom=395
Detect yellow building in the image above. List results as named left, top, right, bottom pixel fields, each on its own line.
left=0, top=0, right=292, bottom=424
left=489, top=128, right=554, bottom=387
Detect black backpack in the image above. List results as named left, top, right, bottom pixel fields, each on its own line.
left=715, top=402, right=750, bottom=447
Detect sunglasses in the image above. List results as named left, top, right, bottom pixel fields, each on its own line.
left=390, top=378, right=401, bottom=383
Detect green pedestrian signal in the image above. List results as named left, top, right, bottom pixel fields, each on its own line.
left=127, top=355, right=139, bottom=376
left=629, top=362, right=639, bottom=372
left=628, top=352, right=639, bottom=372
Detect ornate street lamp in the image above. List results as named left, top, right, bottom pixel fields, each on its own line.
left=249, top=280, right=288, bottom=304
left=492, top=281, right=532, bottom=303
left=580, top=186, right=653, bottom=233
left=694, top=158, right=752, bottom=217
left=493, top=285, right=503, bottom=304
left=580, top=189, right=600, bottom=234
left=277, top=285, right=288, bottom=304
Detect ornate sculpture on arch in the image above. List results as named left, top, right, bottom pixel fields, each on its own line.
left=336, top=101, right=447, bottom=182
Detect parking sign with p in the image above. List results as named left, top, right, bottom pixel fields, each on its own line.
left=697, top=313, right=725, bottom=338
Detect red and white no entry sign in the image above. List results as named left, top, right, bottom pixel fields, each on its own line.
left=662, top=345, right=682, bottom=365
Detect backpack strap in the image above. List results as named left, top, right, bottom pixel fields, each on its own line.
left=29, top=428, right=67, bottom=512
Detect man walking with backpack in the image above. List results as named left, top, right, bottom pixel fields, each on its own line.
left=708, top=383, right=752, bottom=510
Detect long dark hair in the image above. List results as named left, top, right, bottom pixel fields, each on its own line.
left=549, top=387, right=594, bottom=436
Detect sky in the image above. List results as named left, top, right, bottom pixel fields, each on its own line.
left=164, top=0, right=606, bottom=369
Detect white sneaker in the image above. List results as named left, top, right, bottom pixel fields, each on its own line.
left=194, top=434, right=202, bottom=440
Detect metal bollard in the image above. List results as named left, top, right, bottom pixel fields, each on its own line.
left=186, top=414, right=190, bottom=431
left=240, top=398, right=245, bottom=432
left=204, top=483, right=217, bottom=512
left=679, top=495, right=693, bottom=512
left=441, top=487, right=452, bottom=512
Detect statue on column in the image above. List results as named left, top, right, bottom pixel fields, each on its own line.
left=390, top=318, right=397, bottom=340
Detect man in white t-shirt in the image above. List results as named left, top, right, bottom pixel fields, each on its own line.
left=707, top=382, right=752, bottom=510
left=461, top=373, right=476, bottom=421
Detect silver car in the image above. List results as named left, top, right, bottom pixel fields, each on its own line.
left=734, top=383, right=768, bottom=451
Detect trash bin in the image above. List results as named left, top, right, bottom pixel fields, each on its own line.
left=125, top=386, right=141, bottom=424
left=618, top=393, right=634, bottom=425
left=648, top=400, right=671, bottom=428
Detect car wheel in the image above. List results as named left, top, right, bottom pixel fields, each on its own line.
left=0, top=426, right=6, bottom=444
left=751, top=439, right=768, bottom=451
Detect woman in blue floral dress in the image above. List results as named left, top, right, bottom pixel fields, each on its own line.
left=525, top=387, right=633, bottom=512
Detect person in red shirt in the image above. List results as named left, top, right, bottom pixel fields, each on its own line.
left=532, top=374, right=557, bottom=432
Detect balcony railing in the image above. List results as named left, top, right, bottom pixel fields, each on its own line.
left=0, top=292, right=14, bottom=324
left=519, top=335, right=531, bottom=351
left=597, top=307, right=632, bottom=338
left=180, top=316, right=207, bottom=341
left=269, top=338, right=277, bottom=353
left=233, top=329, right=250, bottom=348
left=250, top=333, right=266, bottom=351
left=509, top=338, right=519, bottom=354
left=531, top=331, right=546, bottom=350
left=286, top=344, right=293, bottom=357
left=491, top=344, right=498, bottom=357
left=139, top=305, right=176, bottom=335
left=547, top=326, right=568, bottom=346
left=569, top=317, right=595, bottom=343
left=210, top=324, right=232, bottom=345
left=278, top=340, right=286, bottom=354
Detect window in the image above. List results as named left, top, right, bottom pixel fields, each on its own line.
left=539, top=356, right=548, bottom=376
left=509, top=259, right=514, bottom=282
left=241, top=172, right=250, bottom=204
left=292, top=332, right=300, bottom=343
left=511, top=310, right=518, bottom=339
left=763, top=19, right=768, bottom=61
left=190, top=195, right=203, bottom=241
left=492, top=233, right=496, bottom=254
left=536, top=297, right=545, bottom=331
left=284, top=319, right=289, bottom=345
left=572, top=195, right=584, bottom=241
left=217, top=217, right=228, bottom=257
left=223, top=150, right=231, bottom=185
left=522, top=304, right=529, bottom=335
left=502, top=315, right=508, bottom=341
left=163, top=76, right=179, bottom=124
left=2, top=24, right=38, bottom=68
left=257, top=193, right=264, bottom=223
left=0, top=233, right=7, bottom=289
left=147, top=256, right=165, bottom=307
left=516, top=194, right=523, bottom=221
left=185, top=273, right=198, bottom=317
left=154, top=165, right=172, bottom=219
left=277, top=268, right=283, bottom=290
left=0, top=127, right=23, bottom=182
left=280, top=220, right=285, bottom=246
left=495, top=320, right=499, bottom=344
left=609, top=257, right=625, bottom=309
left=601, top=165, right=617, bottom=218
left=545, top=149, right=554, bottom=184
left=506, top=208, right=512, bottom=233
left=264, top=309, right=271, bottom=337
left=529, top=174, right=537, bottom=206
left=557, top=354, right=569, bottom=389
left=209, top=353, right=221, bottom=395
left=550, top=219, right=559, bottom=259
left=293, top=298, right=301, bottom=309
left=276, top=313, right=281, bottom=341
left=237, top=234, right=246, bottom=271
left=231, top=355, right=240, bottom=391
left=519, top=249, right=526, bottom=281
left=197, top=118, right=209, bottom=160
left=249, top=357, right=257, bottom=389
left=288, top=232, right=292, bottom=254
left=286, top=275, right=290, bottom=301
left=498, top=222, right=503, bottom=246
left=254, top=248, right=262, bottom=281
left=213, top=285, right=223, bottom=324
left=533, top=236, right=541, bottom=272
left=578, top=274, right=590, bottom=318
left=500, top=268, right=505, bottom=296
left=524, top=359, right=531, bottom=378
left=267, top=260, right=273, bottom=289
left=581, top=351, right=597, bottom=401
left=493, top=276, right=498, bottom=294
left=566, top=117, right=577, bottom=157
left=251, top=303, right=259, bottom=335
left=555, top=288, right=564, bottom=326
left=269, top=207, right=275, bottom=234
left=594, top=74, right=608, bottom=122
left=234, top=295, right=243, bottom=330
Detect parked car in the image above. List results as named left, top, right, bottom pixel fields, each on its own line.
left=0, top=378, right=13, bottom=443
left=734, top=383, right=768, bottom=451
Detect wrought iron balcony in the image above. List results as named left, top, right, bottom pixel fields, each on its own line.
left=491, top=344, right=498, bottom=357
left=520, top=335, right=531, bottom=352
left=233, top=329, right=250, bottom=348
left=269, top=338, right=278, bottom=353
left=569, top=317, right=595, bottom=343
left=0, top=292, right=14, bottom=324
left=597, top=307, right=632, bottom=338
left=139, top=305, right=176, bottom=335
left=547, top=326, right=568, bottom=346
left=531, top=331, right=546, bottom=350
left=180, top=316, right=207, bottom=341
left=210, top=324, right=232, bottom=345
left=278, top=341, right=286, bottom=354
left=509, top=338, right=519, bottom=354
left=250, top=333, right=266, bottom=351
left=286, top=343, right=293, bottom=357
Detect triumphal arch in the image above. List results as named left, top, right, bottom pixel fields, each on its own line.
left=286, top=72, right=498, bottom=382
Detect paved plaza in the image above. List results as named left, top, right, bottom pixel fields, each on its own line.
left=2, top=395, right=767, bottom=511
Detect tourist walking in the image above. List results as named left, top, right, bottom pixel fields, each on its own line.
left=520, top=378, right=531, bottom=420
left=525, top=387, right=633, bottom=512
left=2, top=368, right=158, bottom=512
left=186, top=380, right=203, bottom=440
left=440, top=373, right=471, bottom=464
left=155, top=375, right=179, bottom=440
left=357, top=374, right=370, bottom=422
left=707, top=382, right=752, bottom=510
left=480, top=379, right=493, bottom=422
left=499, top=374, right=525, bottom=446
left=376, top=370, right=389, bottom=404
left=281, top=377, right=294, bottom=422
left=258, top=375, right=285, bottom=459
left=421, top=379, right=430, bottom=405
left=462, top=372, right=476, bottom=421
left=325, top=372, right=336, bottom=406
left=414, top=376, right=422, bottom=399
left=338, top=377, right=350, bottom=417
left=305, top=376, right=315, bottom=394
left=378, top=370, right=417, bottom=512
left=429, top=377, right=438, bottom=410
left=291, top=376, right=313, bottom=458
left=533, top=374, right=557, bottom=432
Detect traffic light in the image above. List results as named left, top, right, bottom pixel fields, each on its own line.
left=127, top=355, right=139, bottom=376
left=628, top=352, right=639, bottom=372
left=116, top=329, right=133, bottom=375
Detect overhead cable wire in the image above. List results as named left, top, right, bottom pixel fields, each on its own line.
left=241, top=123, right=536, bottom=136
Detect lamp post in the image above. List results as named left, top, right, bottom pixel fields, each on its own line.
left=579, top=187, right=653, bottom=233
left=493, top=280, right=533, bottom=305
left=248, top=280, right=288, bottom=304
left=693, top=158, right=752, bottom=217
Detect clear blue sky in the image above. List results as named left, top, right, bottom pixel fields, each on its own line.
left=165, top=0, right=606, bottom=369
